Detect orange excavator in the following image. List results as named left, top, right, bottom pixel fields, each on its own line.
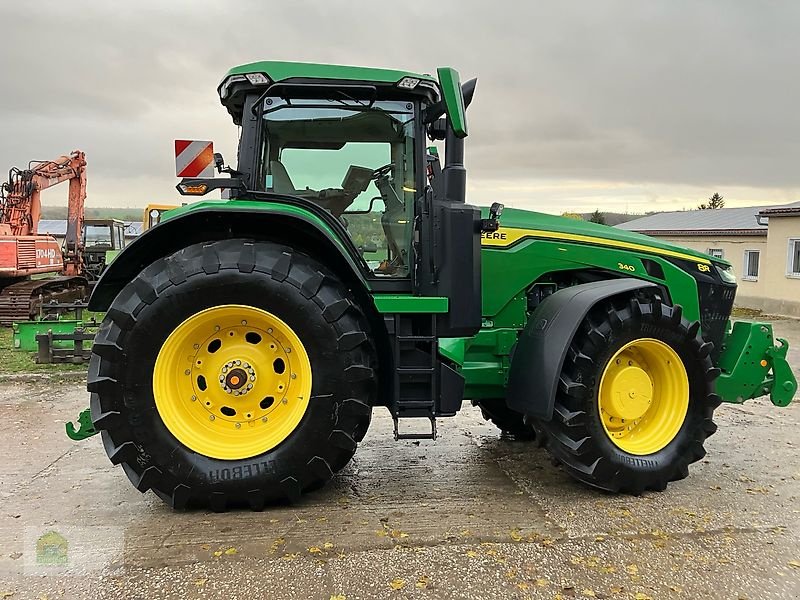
left=0, top=150, right=89, bottom=324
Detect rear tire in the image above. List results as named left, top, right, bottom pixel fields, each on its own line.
left=535, top=296, right=720, bottom=494
left=88, top=239, right=377, bottom=510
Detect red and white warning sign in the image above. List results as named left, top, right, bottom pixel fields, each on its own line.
left=175, top=140, right=214, bottom=178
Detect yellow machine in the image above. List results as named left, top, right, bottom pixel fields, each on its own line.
left=142, top=204, right=178, bottom=231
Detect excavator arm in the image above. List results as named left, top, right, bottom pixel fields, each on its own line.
left=0, top=151, right=87, bottom=275
left=0, top=151, right=89, bottom=324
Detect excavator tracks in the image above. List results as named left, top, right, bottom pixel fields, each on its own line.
left=0, top=277, right=87, bottom=325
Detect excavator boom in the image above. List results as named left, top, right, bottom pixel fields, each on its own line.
left=0, top=150, right=88, bottom=324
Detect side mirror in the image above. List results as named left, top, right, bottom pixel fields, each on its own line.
left=359, top=242, right=378, bottom=255
left=213, top=152, right=225, bottom=173
left=437, top=67, right=468, bottom=138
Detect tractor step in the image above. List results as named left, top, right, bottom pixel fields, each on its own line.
left=393, top=416, right=437, bottom=441
left=388, top=314, right=440, bottom=432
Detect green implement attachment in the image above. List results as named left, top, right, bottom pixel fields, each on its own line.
left=716, top=321, right=798, bottom=406
left=65, top=409, right=98, bottom=441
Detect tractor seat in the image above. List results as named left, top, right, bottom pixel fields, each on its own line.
left=269, top=160, right=298, bottom=194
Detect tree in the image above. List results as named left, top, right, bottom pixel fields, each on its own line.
left=588, top=209, right=607, bottom=225
left=698, top=193, right=725, bottom=210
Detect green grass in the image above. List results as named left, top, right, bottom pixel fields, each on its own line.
left=0, top=326, right=88, bottom=376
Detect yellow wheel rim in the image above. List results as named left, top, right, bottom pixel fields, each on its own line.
left=153, top=304, right=312, bottom=460
left=598, top=338, right=689, bottom=455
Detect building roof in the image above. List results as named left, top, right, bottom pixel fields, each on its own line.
left=758, top=205, right=800, bottom=217
left=37, top=220, right=68, bottom=236
left=37, top=220, right=142, bottom=237
left=617, top=202, right=800, bottom=236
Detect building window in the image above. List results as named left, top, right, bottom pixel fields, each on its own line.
left=743, top=250, right=760, bottom=281
left=788, top=239, right=800, bottom=278
left=707, top=248, right=724, bottom=259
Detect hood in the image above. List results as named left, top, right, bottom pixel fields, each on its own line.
left=481, top=207, right=726, bottom=266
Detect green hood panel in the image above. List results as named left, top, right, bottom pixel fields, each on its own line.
left=482, top=207, right=724, bottom=266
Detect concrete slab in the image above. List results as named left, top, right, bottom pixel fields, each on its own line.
left=0, top=318, right=798, bottom=599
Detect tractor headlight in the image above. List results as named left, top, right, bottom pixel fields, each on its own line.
left=715, top=263, right=737, bottom=284
left=397, top=77, right=421, bottom=89
left=245, top=72, right=270, bottom=86
left=220, top=73, right=271, bottom=99
left=219, top=74, right=248, bottom=99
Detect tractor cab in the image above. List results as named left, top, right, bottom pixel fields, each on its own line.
left=180, top=62, right=485, bottom=337
left=259, top=95, right=417, bottom=277
left=81, top=218, right=126, bottom=280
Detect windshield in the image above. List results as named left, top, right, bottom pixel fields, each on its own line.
left=84, top=225, right=112, bottom=246
left=261, top=97, right=417, bottom=278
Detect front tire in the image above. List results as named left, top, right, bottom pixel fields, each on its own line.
left=535, top=296, right=720, bottom=494
left=88, top=239, right=377, bottom=510
left=474, top=398, right=537, bottom=440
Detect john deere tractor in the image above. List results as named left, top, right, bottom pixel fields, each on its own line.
left=71, top=61, right=797, bottom=510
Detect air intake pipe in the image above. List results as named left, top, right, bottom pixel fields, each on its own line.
left=442, top=78, right=477, bottom=205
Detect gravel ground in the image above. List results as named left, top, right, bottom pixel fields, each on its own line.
left=0, top=318, right=798, bottom=599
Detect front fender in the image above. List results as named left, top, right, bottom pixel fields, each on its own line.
left=506, top=278, right=657, bottom=420
left=89, top=202, right=367, bottom=311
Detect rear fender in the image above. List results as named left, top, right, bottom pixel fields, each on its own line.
left=506, top=278, right=657, bottom=420
left=89, top=205, right=367, bottom=311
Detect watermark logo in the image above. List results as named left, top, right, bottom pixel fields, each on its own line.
left=23, top=525, right=124, bottom=575
left=35, top=530, right=69, bottom=567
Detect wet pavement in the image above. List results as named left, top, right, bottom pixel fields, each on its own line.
left=0, top=318, right=799, bottom=599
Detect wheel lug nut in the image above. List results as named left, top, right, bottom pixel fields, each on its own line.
left=235, top=422, right=241, bottom=429
left=191, top=395, right=197, bottom=401
left=235, top=360, right=241, bottom=366
left=291, top=373, right=296, bottom=379
left=250, top=375, right=255, bottom=381
left=209, top=415, right=215, bottom=421
left=261, top=416, right=267, bottom=422
left=267, top=328, right=273, bottom=334
left=193, top=344, right=200, bottom=350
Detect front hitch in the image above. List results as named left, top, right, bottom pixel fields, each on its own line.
left=66, top=408, right=98, bottom=441
left=716, top=321, right=798, bottom=406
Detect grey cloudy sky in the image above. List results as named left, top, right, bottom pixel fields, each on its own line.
left=1, top=1, right=798, bottom=214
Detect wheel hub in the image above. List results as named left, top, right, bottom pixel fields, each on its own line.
left=597, top=338, right=689, bottom=455
left=601, top=364, right=652, bottom=421
left=221, top=362, right=255, bottom=395
left=152, top=305, right=313, bottom=460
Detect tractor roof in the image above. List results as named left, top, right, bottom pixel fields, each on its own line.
left=219, top=60, right=438, bottom=124
left=226, top=60, right=436, bottom=86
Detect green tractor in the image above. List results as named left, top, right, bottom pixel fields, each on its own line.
left=82, top=218, right=127, bottom=280
left=72, top=61, right=797, bottom=510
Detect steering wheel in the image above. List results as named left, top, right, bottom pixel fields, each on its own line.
left=372, top=163, right=393, bottom=179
